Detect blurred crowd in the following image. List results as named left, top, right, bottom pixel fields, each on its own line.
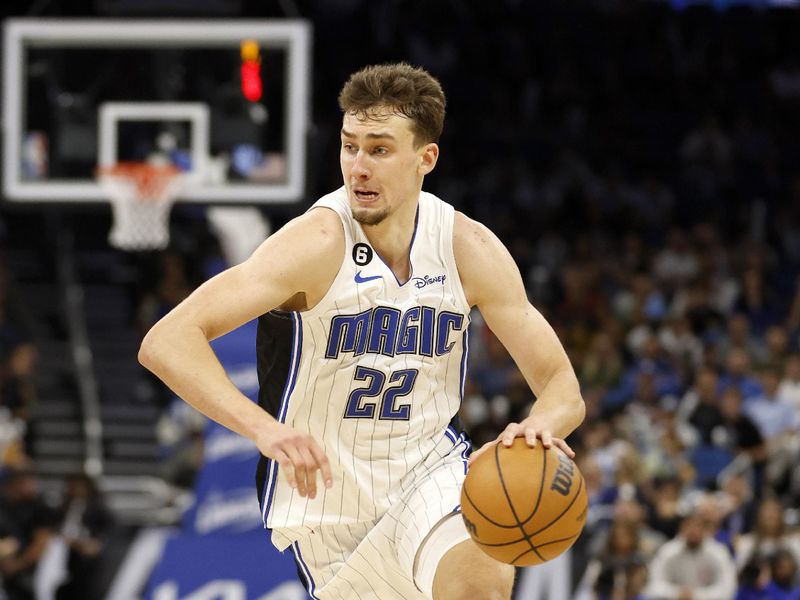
left=0, top=248, right=36, bottom=471
left=135, top=3, right=800, bottom=599
left=0, top=242, right=112, bottom=599
left=3, top=1, right=800, bottom=599
left=407, top=3, right=800, bottom=599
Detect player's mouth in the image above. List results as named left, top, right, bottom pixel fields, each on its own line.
left=353, top=188, right=380, bottom=203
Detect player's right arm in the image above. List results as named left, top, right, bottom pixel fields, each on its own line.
left=138, top=207, right=342, bottom=499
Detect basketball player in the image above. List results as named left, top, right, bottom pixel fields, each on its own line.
left=139, top=63, right=585, bottom=600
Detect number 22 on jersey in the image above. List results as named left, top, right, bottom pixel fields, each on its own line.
left=344, top=366, right=419, bottom=421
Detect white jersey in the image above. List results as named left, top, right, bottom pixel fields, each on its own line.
left=255, top=187, right=471, bottom=547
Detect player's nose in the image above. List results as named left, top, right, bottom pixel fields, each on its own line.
left=351, top=150, right=371, bottom=178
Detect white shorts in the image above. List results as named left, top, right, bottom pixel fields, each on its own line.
left=276, top=435, right=472, bottom=599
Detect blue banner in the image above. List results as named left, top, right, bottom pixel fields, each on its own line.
left=146, top=532, right=304, bottom=600
left=146, top=320, right=304, bottom=599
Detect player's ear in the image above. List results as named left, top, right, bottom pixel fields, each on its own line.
left=418, top=143, right=439, bottom=176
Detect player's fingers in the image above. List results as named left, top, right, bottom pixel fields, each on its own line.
left=500, top=423, right=522, bottom=446
left=540, top=430, right=553, bottom=448
left=283, top=446, right=308, bottom=497
left=308, top=442, right=333, bottom=489
left=275, top=451, right=297, bottom=490
left=467, top=440, right=495, bottom=465
left=552, top=437, right=576, bottom=458
left=524, top=427, right=538, bottom=448
left=299, top=447, right=319, bottom=499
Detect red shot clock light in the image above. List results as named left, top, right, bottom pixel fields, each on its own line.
left=240, top=39, right=263, bottom=102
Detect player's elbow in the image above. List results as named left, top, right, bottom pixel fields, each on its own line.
left=138, top=322, right=166, bottom=374
left=572, top=393, right=587, bottom=427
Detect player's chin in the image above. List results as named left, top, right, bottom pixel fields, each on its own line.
left=351, top=205, right=388, bottom=226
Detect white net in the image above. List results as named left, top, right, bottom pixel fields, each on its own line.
left=98, top=163, right=184, bottom=251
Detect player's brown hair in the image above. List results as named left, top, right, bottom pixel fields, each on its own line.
left=338, top=63, right=446, bottom=147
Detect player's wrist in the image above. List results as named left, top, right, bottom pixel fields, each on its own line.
left=244, top=409, right=281, bottom=446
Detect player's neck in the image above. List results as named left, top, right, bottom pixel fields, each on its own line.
left=361, top=197, right=418, bottom=283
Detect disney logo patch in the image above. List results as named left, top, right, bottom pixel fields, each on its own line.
left=412, top=274, right=447, bottom=289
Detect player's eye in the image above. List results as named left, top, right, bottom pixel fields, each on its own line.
left=373, top=147, right=388, bottom=155
left=342, top=143, right=356, bottom=152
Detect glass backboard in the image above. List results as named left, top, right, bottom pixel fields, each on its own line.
left=3, top=19, right=310, bottom=204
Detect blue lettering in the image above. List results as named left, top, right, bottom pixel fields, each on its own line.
left=325, top=306, right=465, bottom=359
left=367, top=307, right=401, bottom=356
left=325, top=309, right=370, bottom=358
left=436, top=312, right=464, bottom=355
left=396, top=307, right=421, bottom=354
left=419, top=307, right=436, bottom=357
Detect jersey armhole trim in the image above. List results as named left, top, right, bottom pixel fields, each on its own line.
left=444, top=206, right=471, bottom=313
left=302, top=205, right=350, bottom=316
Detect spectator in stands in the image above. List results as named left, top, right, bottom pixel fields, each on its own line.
left=0, top=469, right=58, bottom=600
left=761, top=325, right=791, bottom=371
left=734, top=558, right=770, bottom=600
left=717, top=387, right=768, bottom=494
left=734, top=268, right=781, bottom=337
left=735, top=498, right=800, bottom=574
left=694, top=492, right=735, bottom=555
left=55, top=474, right=114, bottom=600
left=761, top=549, right=800, bottom=599
left=683, top=367, right=723, bottom=445
left=744, top=368, right=799, bottom=490
left=658, top=314, right=704, bottom=373
left=606, top=333, right=682, bottom=411
left=720, top=474, right=758, bottom=543
left=611, top=497, right=666, bottom=561
left=777, top=354, right=800, bottom=413
left=645, top=476, right=684, bottom=541
left=745, top=368, right=798, bottom=441
left=579, top=519, right=649, bottom=600
left=653, top=228, right=700, bottom=293
left=1, top=345, right=37, bottom=424
left=644, top=511, right=737, bottom=600
left=717, top=313, right=767, bottom=369
left=580, top=331, right=624, bottom=394
left=0, top=292, right=37, bottom=424
left=718, top=348, right=764, bottom=401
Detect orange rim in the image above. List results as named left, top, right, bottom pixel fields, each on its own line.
left=97, top=161, right=181, bottom=200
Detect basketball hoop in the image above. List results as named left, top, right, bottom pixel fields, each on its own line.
left=97, top=161, right=184, bottom=251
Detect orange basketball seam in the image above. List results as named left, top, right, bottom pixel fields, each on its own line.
left=509, top=531, right=582, bottom=566
left=494, top=443, right=546, bottom=563
left=470, top=519, right=585, bottom=549
left=527, top=472, right=585, bottom=539
left=472, top=527, right=582, bottom=549
left=461, top=485, right=517, bottom=529
left=518, top=444, right=548, bottom=526
left=463, top=485, right=523, bottom=529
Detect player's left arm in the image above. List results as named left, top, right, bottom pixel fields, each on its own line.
left=453, top=212, right=585, bottom=462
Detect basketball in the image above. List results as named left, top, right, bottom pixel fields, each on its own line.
left=461, top=438, right=588, bottom=566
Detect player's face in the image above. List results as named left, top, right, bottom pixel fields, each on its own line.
left=340, top=108, right=438, bottom=226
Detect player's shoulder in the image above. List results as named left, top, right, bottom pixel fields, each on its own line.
left=453, top=211, right=504, bottom=259
left=248, top=199, right=345, bottom=279
left=453, top=211, right=520, bottom=306
left=277, top=200, right=345, bottom=252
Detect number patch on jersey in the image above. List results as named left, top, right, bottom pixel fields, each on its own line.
left=344, top=367, right=419, bottom=421
left=352, top=243, right=373, bottom=266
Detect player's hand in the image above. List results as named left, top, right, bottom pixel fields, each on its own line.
left=467, top=418, right=575, bottom=467
left=256, top=423, right=333, bottom=499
